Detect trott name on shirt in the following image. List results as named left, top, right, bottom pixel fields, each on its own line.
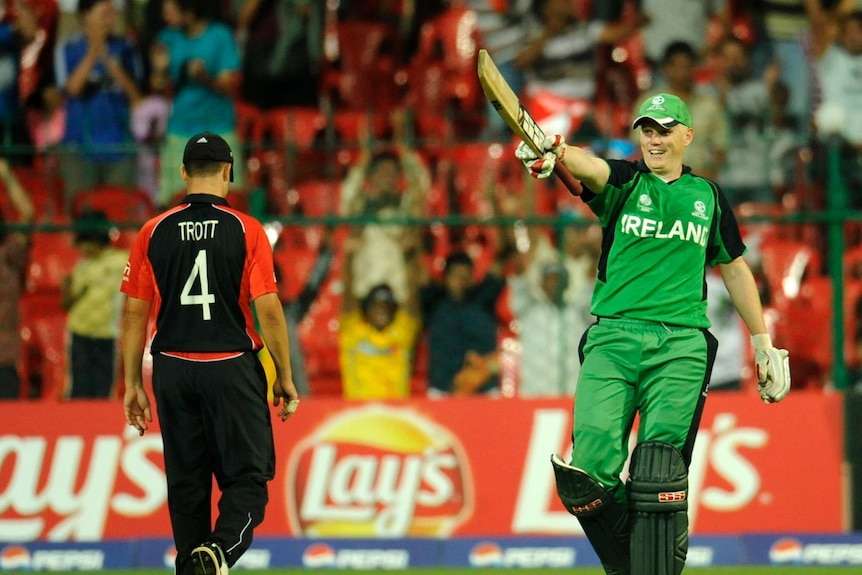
left=178, top=220, right=219, bottom=241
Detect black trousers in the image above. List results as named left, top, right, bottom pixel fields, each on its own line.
left=69, top=334, right=116, bottom=398
left=153, top=352, right=275, bottom=575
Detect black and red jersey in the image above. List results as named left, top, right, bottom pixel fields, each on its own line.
left=121, top=194, right=277, bottom=353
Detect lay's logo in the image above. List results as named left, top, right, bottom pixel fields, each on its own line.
left=286, top=405, right=473, bottom=538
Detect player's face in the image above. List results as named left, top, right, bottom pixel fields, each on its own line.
left=639, top=122, right=692, bottom=178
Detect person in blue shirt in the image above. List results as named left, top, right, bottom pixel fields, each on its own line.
left=54, top=0, right=142, bottom=205
left=153, top=0, right=243, bottom=207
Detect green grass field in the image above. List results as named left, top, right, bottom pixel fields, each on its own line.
left=64, top=569, right=862, bottom=575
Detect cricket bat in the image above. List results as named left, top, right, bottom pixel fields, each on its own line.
left=476, top=49, right=581, bottom=196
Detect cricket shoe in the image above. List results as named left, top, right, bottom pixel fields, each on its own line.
left=191, top=541, right=228, bottom=575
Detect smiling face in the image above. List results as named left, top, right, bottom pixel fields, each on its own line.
left=638, top=120, right=693, bottom=180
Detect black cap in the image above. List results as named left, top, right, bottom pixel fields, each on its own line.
left=182, top=132, right=234, bottom=182
left=360, top=284, right=398, bottom=314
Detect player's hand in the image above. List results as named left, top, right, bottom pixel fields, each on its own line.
left=514, top=135, right=566, bottom=179
left=272, top=377, right=300, bottom=422
left=124, top=384, right=152, bottom=436
left=752, top=334, right=790, bottom=404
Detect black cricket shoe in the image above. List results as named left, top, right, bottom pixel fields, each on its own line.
left=191, top=541, right=228, bottom=575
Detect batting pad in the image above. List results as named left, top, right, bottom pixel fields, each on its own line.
left=627, top=441, right=689, bottom=575
left=550, top=454, right=631, bottom=575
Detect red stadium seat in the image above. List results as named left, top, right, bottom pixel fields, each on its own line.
left=292, top=178, right=339, bottom=218
left=19, top=309, right=69, bottom=399
left=4, top=167, right=63, bottom=221
left=266, top=107, right=326, bottom=151
left=757, top=238, right=821, bottom=305
left=26, top=231, right=80, bottom=294
left=72, top=185, right=156, bottom=223
left=323, top=20, right=400, bottom=114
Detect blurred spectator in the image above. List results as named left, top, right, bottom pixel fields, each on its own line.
left=236, top=0, right=323, bottom=110
left=467, top=0, right=532, bottom=141
left=634, top=41, right=728, bottom=180
left=61, top=209, right=128, bottom=398
left=54, top=0, right=142, bottom=204
left=420, top=249, right=506, bottom=396
left=813, top=10, right=862, bottom=208
left=338, top=228, right=422, bottom=400
left=509, top=248, right=594, bottom=397
left=339, top=110, right=430, bottom=304
left=0, top=158, right=33, bottom=399
left=850, top=324, right=862, bottom=390
left=18, top=0, right=61, bottom=156
left=748, top=0, right=855, bottom=125
left=705, top=267, right=744, bottom=390
left=513, top=0, right=647, bottom=138
left=275, top=225, right=335, bottom=397
left=1, top=0, right=41, bottom=165
left=715, top=35, right=800, bottom=205
left=129, top=76, right=169, bottom=205
left=153, top=0, right=243, bottom=207
left=639, top=0, right=729, bottom=85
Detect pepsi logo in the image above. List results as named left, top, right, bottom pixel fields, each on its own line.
left=302, top=543, right=336, bottom=568
left=469, top=542, right=502, bottom=567
left=0, top=545, right=31, bottom=570
left=769, top=537, right=803, bottom=564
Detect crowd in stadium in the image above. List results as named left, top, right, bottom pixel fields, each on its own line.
left=0, top=0, right=859, bottom=400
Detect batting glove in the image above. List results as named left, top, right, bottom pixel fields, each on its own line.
left=514, top=135, right=566, bottom=179
left=752, top=334, right=791, bottom=404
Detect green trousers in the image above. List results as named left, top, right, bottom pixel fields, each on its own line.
left=570, top=317, right=717, bottom=501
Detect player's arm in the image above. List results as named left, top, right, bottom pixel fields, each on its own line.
left=122, top=296, right=153, bottom=435
left=718, top=257, right=767, bottom=336
left=719, top=257, right=790, bottom=404
left=254, top=291, right=299, bottom=420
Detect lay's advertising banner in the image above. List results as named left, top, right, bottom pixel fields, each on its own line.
left=0, top=391, right=844, bottom=542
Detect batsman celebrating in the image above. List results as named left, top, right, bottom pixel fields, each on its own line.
left=515, top=93, right=790, bottom=575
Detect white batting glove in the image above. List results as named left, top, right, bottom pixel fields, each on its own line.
left=751, top=334, right=791, bottom=404
left=514, top=135, right=566, bottom=179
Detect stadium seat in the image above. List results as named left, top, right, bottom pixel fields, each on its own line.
left=757, top=238, right=821, bottom=305
left=323, top=20, right=400, bottom=115
left=266, top=107, right=327, bottom=152
left=5, top=167, right=63, bottom=221
left=72, top=185, right=155, bottom=222
left=292, top=178, right=339, bottom=217
left=405, top=5, right=485, bottom=140
left=20, top=310, right=69, bottom=399
left=26, top=231, right=80, bottom=294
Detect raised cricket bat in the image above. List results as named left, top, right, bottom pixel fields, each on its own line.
left=477, top=49, right=581, bottom=196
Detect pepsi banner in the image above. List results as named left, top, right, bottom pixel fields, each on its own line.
left=0, top=391, right=844, bottom=542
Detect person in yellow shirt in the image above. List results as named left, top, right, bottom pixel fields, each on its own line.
left=339, top=230, right=421, bottom=400
left=62, top=210, right=129, bottom=398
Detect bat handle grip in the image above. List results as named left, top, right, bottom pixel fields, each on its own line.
left=553, top=163, right=582, bottom=197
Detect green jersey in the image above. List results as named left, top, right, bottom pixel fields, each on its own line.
left=583, top=159, right=745, bottom=328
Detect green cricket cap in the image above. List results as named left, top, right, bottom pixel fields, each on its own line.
left=631, top=93, right=692, bottom=130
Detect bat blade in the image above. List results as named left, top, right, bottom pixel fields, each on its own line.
left=477, top=49, right=581, bottom=195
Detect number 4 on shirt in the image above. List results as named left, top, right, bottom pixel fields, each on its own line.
left=181, top=250, right=215, bottom=320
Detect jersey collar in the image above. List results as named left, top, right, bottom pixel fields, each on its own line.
left=635, top=159, right=692, bottom=184
left=180, top=193, right=230, bottom=207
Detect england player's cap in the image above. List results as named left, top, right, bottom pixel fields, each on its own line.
left=631, top=93, right=692, bottom=130
left=183, top=132, right=234, bottom=182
